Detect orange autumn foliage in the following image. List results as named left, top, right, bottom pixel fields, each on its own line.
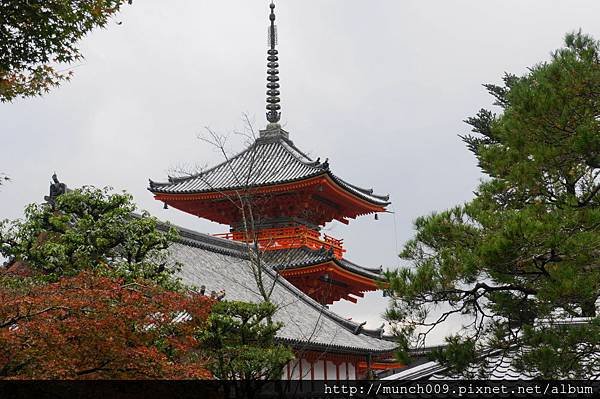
left=0, top=272, right=214, bottom=379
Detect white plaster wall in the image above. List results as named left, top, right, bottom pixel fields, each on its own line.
left=338, top=363, right=347, bottom=380
left=348, top=363, right=356, bottom=380
left=313, top=360, right=325, bottom=380
left=300, top=359, right=312, bottom=380
left=326, top=361, right=337, bottom=380
left=289, top=359, right=300, bottom=380
left=284, top=359, right=357, bottom=380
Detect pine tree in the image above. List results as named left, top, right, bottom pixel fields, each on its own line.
left=198, top=301, right=294, bottom=396
left=385, top=31, right=600, bottom=378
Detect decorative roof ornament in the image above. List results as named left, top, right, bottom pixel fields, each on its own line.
left=265, top=2, right=281, bottom=127
left=44, top=173, right=67, bottom=209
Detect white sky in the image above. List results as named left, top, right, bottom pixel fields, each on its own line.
left=2, top=0, right=600, bottom=344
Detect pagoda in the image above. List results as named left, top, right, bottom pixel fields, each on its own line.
left=149, top=2, right=390, bottom=306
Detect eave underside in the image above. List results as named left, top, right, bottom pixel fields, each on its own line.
left=262, top=245, right=383, bottom=305
left=148, top=134, right=390, bottom=209
left=152, top=174, right=387, bottom=227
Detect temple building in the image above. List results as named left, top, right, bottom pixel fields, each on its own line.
left=149, top=3, right=402, bottom=379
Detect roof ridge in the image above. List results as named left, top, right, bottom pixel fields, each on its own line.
left=277, top=136, right=316, bottom=164
left=261, top=134, right=328, bottom=172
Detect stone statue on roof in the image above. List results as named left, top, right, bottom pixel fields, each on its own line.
left=44, top=173, right=67, bottom=207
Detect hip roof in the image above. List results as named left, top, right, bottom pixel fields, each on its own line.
left=149, top=134, right=390, bottom=207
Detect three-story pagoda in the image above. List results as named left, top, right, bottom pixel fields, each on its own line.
left=149, top=2, right=390, bottom=306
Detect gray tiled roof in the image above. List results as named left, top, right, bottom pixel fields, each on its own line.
left=167, top=226, right=397, bottom=354
left=149, top=133, right=390, bottom=206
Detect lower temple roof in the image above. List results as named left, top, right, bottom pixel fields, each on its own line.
left=166, top=224, right=397, bottom=354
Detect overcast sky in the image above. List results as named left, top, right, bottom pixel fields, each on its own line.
left=2, top=0, right=600, bottom=344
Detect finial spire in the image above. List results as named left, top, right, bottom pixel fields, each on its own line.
left=266, top=2, right=281, bottom=125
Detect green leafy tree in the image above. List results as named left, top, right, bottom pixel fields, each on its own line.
left=385, top=31, right=600, bottom=378
left=199, top=300, right=293, bottom=392
left=0, top=0, right=131, bottom=102
left=0, top=186, right=181, bottom=289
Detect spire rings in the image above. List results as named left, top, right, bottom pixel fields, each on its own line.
left=266, top=2, right=281, bottom=124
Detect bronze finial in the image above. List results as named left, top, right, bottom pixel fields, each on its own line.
left=266, top=2, right=281, bottom=124
left=44, top=173, right=67, bottom=208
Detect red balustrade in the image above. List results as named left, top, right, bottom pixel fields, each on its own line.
left=213, top=226, right=346, bottom=259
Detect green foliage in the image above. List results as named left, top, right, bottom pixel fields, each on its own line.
left=0, top=0, right=131, bottom=102
left=518, top=318, right=600, bottom=378
left=430, top=336, right=477, bottom=376
left=198, top=300, right=294, bottom=381
left=0, top=273, right=41, bottom=294
left=0, top=186, right=181, bottom=289
left=385, top=31, right=600, bottom=378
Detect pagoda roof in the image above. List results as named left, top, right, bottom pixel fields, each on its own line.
left=162, top=222, right=397, bottom=354
left=262, top=246, right=383, bottom=281
left=148, top=129, right=390, bottom=207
